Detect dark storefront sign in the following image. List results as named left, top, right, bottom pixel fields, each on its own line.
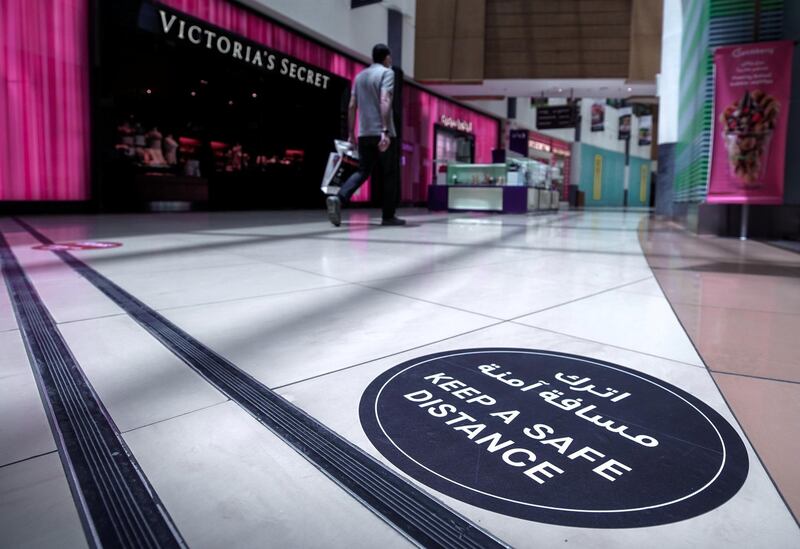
left=536, top=106, right=576, bottom=130
left=509, top=129, right=529, bottom=156
left=360, top=349, right=749, bottom=528
left=140, top=4, right=337, bottom=90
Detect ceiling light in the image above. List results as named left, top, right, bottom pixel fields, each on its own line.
left=145, top=88, right=152, bottom=95
left=190, top=91, right=196, bottom=97
left=228, top=100, right=234, bottom=106
left=251, top=92, right=258, bottom=98
left=627, top=87, right=632, bottom=92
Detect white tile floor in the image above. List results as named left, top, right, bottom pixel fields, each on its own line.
left=1, top=209, right=798, bottom=547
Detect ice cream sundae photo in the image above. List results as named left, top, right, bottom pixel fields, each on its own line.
left=720, top=89, right=779, bottom=187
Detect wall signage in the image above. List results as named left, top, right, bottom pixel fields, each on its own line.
left=33, top=242, right=123, bottom=251
left=509, top=129, right=529, bottom=156
left=536, top=106, right=575, bottom=130
left=360, top=349, right=748, bottom=528
left=144, top=4, right=336, bottom=90
left=591, top=103, right=605, bottom=132
left=440, top=115, right=473, bottom=133
left=708, top=40, right=793, bottom=204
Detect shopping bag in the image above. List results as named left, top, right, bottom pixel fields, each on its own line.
left=321, top=140, right=359, bottom=195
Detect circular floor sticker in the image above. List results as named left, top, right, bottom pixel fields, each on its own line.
left=359, top=348, right=749, bottom=528
left=33, top=241, right=122, bottom=251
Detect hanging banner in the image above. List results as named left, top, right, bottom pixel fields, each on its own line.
left=708, top=41, right=793, bottom=204
left=638, top=115, right=652, bottom=146
left=590, top=103, right=605, bottom=132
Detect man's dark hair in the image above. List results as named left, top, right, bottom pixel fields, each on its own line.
left=372, top=44, right=391, bottom=64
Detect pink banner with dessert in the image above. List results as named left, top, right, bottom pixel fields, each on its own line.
left=708, top=41, right=793, bottom=204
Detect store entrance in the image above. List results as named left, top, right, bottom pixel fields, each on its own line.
left=96, top=2, right=349, bottom=211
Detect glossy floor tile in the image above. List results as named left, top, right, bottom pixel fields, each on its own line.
left=123, top=402, right=411, bottom=549
left=712, top=373, right=800, bottom=520
left=58, top=315, right=228, bottom=432
left=0, top=453, right=87, bottom=549
left=642, top=220, right=800, bottom=523
left=0, top=330, right=56, bottom=467
left=516, top=288, right=704, bottom=366
left=160, top=283, right=496, bottom=388
left=674, top=303, right=800, bottom=382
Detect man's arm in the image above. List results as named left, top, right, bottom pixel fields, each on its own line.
left=347, top=93, right=357, bottom=143
left=379, top=69, right=394, bottom=151
left=380, top=89, right=393, bottom=133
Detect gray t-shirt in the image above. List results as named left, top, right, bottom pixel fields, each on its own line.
left=352, top=64, right=396, bottom=137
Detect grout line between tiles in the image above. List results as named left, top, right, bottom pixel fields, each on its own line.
left=272, top=320, right=508, bottom=391
left=709, top=370, right=800, bottom=386
left=55, top=312, right=129, bottom=326
left=656, top=299, right=800, bottom=318
left=503, top=276, right=656, bottom=322
left=85, top=258, right=263, bottom=278
left=0, top=450, right=58, bottom=470
left=152, top=281, right=355, bottom=313
left=506, top=322, right=708, bottom=370
left=121, top=399, right=232, bottom=435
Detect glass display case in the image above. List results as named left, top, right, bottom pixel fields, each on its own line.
left=428, top=159, right=561, bottom=213
left=445, top=163, right=507, bottom=186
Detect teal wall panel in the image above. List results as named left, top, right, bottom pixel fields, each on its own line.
left=578, top=143, right=626, bottom=207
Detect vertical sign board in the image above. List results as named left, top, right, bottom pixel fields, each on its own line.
left=593, top=155, right=603, bottom=201
left=360, top=349, right=748, bottom=528
left=708, top=41, right=793, bottom=204
left=590, top=103, right=605, bottom=132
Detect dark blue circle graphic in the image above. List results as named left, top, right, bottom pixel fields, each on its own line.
left=359, top=348, right=749, bottom=528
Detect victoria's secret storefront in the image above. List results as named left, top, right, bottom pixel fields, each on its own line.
left=90, top=0, right=500, bottom=211
left=3, top=0, right=500, bottom=207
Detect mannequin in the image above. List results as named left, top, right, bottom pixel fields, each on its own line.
left=163, top=133, right=178, bottom=165
left=145, top=127, right=167, bottom=166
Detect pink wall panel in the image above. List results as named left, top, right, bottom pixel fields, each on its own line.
left=401, top=85, right=500, bottom=203
left=1, top=0, right=91, bottom=201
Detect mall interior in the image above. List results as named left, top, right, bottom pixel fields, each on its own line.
left=1, top=0, right=799, bottom=547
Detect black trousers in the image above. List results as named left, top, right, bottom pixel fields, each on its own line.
left=338, top=136, right=399, bottom=219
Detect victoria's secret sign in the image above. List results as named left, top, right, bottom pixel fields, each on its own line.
left=152, top=6, right=334, bottom=90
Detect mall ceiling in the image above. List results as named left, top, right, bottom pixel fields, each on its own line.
left=415, top=0, right=662, bottom=99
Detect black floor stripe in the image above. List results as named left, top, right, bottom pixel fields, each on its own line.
left=14, top=218, right=509, bottom=549
left=0, top=233, right=185, bottom=549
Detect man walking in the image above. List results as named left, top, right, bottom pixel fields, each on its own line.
left=326, top=44, right=406, bottom=227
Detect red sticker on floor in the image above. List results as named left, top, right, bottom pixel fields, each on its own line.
left=33, top=241, right=122, bottom=251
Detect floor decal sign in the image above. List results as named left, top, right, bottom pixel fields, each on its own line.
left=33, top=241, right=122, bottom=251
left=360, top=349, right=749, bottom=528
